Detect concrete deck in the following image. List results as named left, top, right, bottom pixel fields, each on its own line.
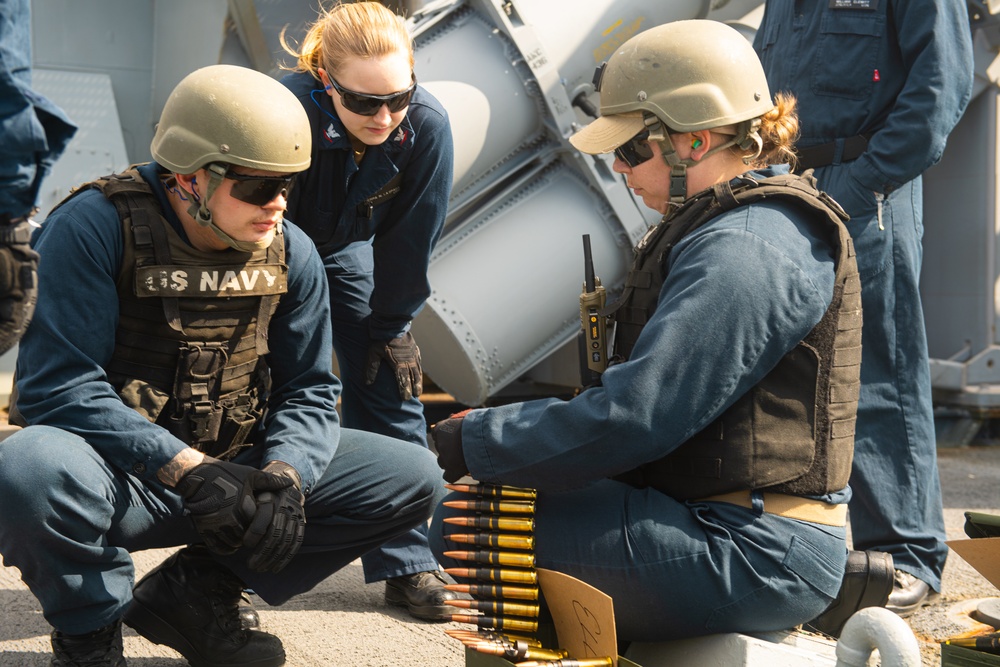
left=1, top=422, right=999, bottom=665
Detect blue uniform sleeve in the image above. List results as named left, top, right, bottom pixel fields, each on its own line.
left=369, top=101, right=454, bottom=339
left=14, top=190, right=190, bottom=480
left=851, top=0, right=974, bottom=193
left=460, top=209, right=836, bottom=490
left=258, top=223, right=341, bottom=494
left=0, top=0, right=77, bottom=216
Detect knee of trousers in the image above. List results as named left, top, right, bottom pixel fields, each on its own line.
left=388, top=447, right=446, bottom=522
left=0, top=426, right=113, bottom=523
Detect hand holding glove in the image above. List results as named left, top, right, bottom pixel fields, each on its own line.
left=244, top=461, right=306, bottom=573
left=365, top=331, right=423, bottom=400
left=176, top=458, right=293, bottom=555
left=429, top=409, right=472, bottom=483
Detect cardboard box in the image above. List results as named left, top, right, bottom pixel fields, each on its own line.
left=944, top=534, right=1000, bottom=666
left=461, top=568, right=642, bottom=667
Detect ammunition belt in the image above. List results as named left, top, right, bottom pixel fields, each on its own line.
left=697, top=491, right=847, bottom=526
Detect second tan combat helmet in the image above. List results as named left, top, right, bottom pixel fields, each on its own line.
left=151, top=63, right=311, bottom=174
left=570, top=19, right=774, bottom=156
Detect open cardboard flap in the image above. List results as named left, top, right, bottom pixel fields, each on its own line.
left=947, top=536, right=1000, bottom=590
left=537, top=568, right=619, bottom=667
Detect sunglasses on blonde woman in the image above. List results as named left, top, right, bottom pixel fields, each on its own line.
left=329, top=75, right=417, bottom=116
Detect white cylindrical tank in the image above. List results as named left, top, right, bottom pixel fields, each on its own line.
left=412, top=5, right=551, bottom=221
left=415, top=155, right=627, bottom=406
left=513, top=0, right=711, bottom=102
left=409, top=0, right=712, bottom=404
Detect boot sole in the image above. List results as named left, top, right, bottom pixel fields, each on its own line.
left=124, top=598, right=286, bottom=667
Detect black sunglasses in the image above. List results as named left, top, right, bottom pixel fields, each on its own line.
left=225, top=170, right=295, bottom=206
left=614, top=130, right=655, bottom=168
left=329, top=75, right=416, bottom=116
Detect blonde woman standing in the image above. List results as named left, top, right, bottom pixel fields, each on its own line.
left=281, top=2, right=455, bottom=621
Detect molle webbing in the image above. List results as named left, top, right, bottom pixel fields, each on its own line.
left=609, top=173, right=861, bottom=499
left=94, top=169, right=288, bottom=459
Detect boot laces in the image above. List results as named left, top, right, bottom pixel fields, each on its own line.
left=51, top=621, right=124, bottom=667
left=209, top=573, right=247, bottom=637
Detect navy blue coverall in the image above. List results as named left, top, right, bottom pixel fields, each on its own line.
left=0, top=0, right=76, bottom=218
left=281, top=71, right=454, bottom=583
left=754, top=0, right=974, bottom=592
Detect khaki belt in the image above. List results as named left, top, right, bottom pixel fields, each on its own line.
left=697, top=491, right=847, bottom=527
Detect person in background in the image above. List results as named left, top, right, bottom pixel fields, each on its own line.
left=753, top=0, right=975, bottom=616
left=0, top=64, right=443, bottom=667
left=429, top=19, right=875, bottom=640
left=0, top=0, right=77, bottom=353
left=279, top=1, right=457, bottom=621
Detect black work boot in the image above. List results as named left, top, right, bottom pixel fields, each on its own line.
left=123, top=546, right=285, bottom=667
left=238, top=590, right=261, bottom=630
left=886, top=569, right=941, bottom=618
left=385, top=570, right=461, bottom=622
left=805, top=550, right=895, bottom=638
left=50, top=618, right=126, bottom=666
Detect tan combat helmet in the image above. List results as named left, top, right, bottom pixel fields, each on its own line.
left=570, top=19, right=774, bottom=205
left=151, top=64, right=311, bottom=250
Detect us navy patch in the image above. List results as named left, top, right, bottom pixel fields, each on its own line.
left=135, top=264, right=288, bottom=297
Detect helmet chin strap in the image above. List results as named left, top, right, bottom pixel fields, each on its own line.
left=646, top=120, right=700, bottom=210
left=647, top=116, right=764, bottom=210
left=187, top=162, right=274, bottom=252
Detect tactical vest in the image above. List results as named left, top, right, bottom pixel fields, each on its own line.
left=609, top=172, right=861, bottom=499
left=29, top=168, right=288, bottom=460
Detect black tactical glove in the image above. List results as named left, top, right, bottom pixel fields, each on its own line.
left=0, top=216, right=39, bottom=355
left=365, top=331, right=423, bottom=400
left=245, top=462, right=306, bottom=573
left=429, top=410, right=471, bottom=483
left=176, top=458, right=293, bottom=555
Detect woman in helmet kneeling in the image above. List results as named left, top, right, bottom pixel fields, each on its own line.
left=427, top=19, right=874, bottom=641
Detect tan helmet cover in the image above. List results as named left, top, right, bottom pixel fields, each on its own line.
left=151, top=64, right=311, bottom=174
left=571, top=20, right=774, bottom=154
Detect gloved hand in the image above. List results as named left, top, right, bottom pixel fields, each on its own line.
left=429, top=409, right=472, bottom=483
left=365, top=331, right=423, bottom=400
left=0, top=216, right=39, bottom=355
left=245, top=462, right=306, bottom=573
left=176, top=458, right=293, bottom=555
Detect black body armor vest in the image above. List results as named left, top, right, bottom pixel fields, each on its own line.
left=609, top=172, right=862, bottom=499
left=41, top=168, right=288, bottom=460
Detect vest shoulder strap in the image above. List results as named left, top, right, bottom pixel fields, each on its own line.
left=607, top=172, right=851, bottom=359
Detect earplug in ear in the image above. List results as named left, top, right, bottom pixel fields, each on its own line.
left=692, top=139, right=703, bottom=149
left=324, top=84, right=332, bottom=91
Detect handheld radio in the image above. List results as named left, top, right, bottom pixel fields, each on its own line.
left=579, top=234, right=608, bottom=376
